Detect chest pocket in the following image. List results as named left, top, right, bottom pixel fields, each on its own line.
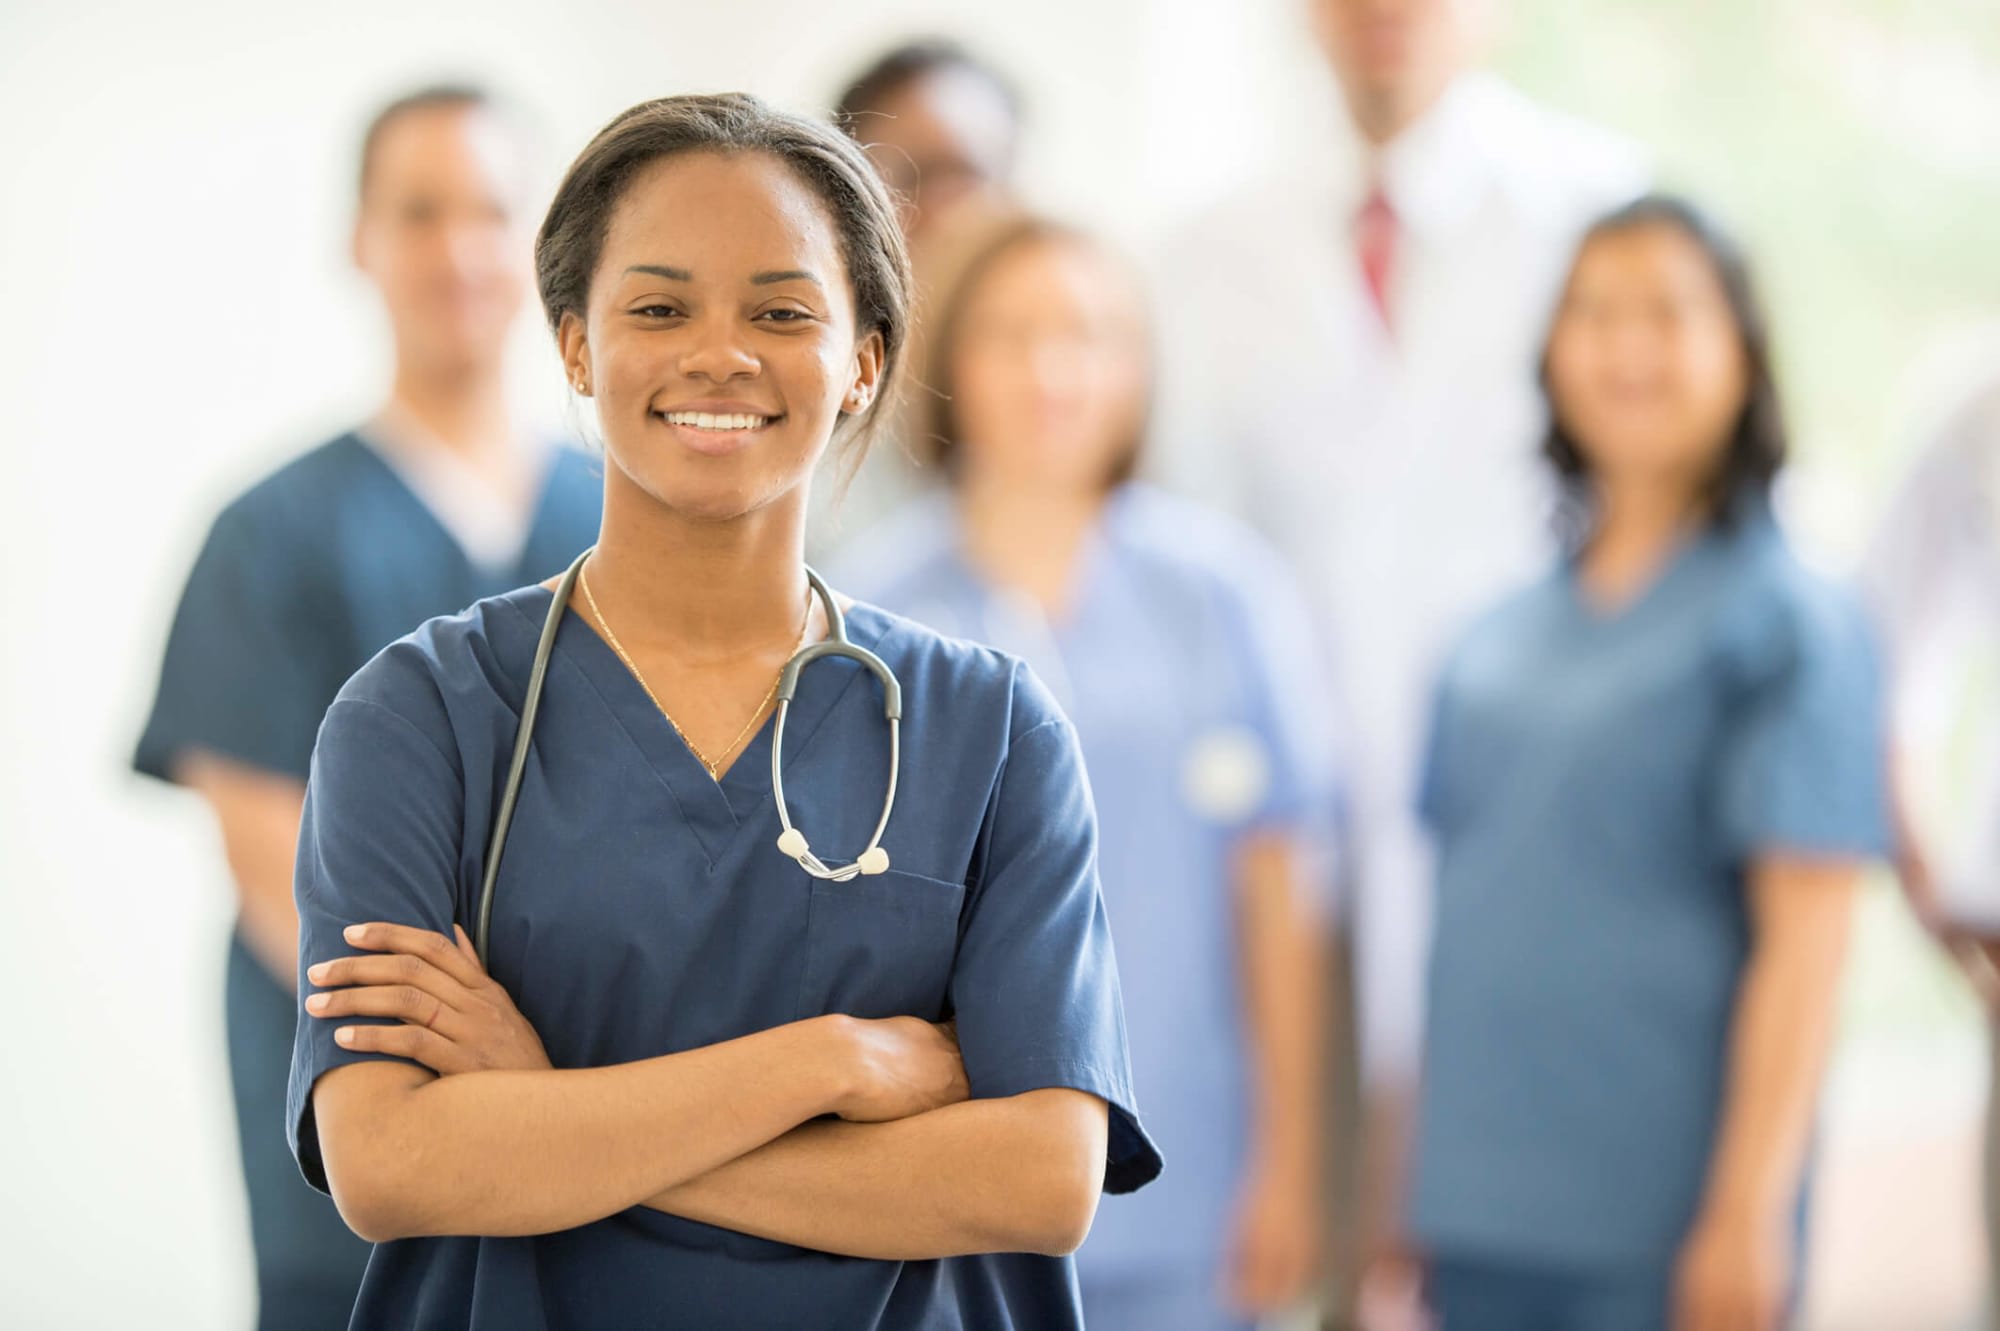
left=795, top=868, right=967, bottom=1022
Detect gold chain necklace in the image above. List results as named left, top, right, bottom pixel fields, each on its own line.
left=577, top=559, right=810, bottom=782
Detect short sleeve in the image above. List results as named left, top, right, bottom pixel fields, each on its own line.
left=133, top=503, right=331, bottom=784
left=286, top=689, right=466, bottom=1193
left=1714, top=587, right=1890, bottom=863
left=949, top=679, right=1164, bottom=1196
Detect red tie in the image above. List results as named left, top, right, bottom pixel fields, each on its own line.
left=1355, top=185, right=1397, bottom=334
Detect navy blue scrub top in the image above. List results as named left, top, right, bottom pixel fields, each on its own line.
left=1409, top=502, right=1887, bottom=1270
left=287, top=588, right=1164, bottom=1330
left=134, top=432, right=604, bottom=786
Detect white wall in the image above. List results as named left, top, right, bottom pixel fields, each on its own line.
left=0, top=2, right=1310, bottom=1325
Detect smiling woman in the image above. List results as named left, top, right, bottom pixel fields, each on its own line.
left=283, top=92, right=1160, bottom=1331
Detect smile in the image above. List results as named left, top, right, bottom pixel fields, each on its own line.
left=656, top=411, right=777, bottom=432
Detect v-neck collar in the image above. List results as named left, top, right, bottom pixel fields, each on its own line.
left=523, top=587, right=893, bottom=870
left=351, top=430, right=567, bottom=583
left=939, top=486, right=1131, bottom=634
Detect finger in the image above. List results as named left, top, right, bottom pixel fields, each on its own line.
left=308, top=983, right=457, bottom=1035
left=332, top=1021, right=468, bottom=1075
left=1271, top=1237, right=1316, bottom=1307
left=342, top=922, right=488, bottom=989
left=454, top=924, right=481, bottom=966
left=306, top=953, right=475, bottom=1011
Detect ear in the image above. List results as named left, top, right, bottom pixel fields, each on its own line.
left=556, top=311, right=593, bottom=396
left=840, top=329, right=886, bottom=417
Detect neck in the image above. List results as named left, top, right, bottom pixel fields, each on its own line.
left=1580, top=471, right=1707, bottom=599
left=956, top=472, right=1105, bottom=614
left=386, top=352, right=515, bottom=462
left=586, top=474, right=812, bottom=659
left=1346, top=68, right=1456, bottom=148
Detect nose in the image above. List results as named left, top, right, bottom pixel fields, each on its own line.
left=439, top=217, right=500, bottom=282
left=677, top=309, right=760, bottom=383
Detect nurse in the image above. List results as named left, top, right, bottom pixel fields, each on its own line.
left=288, top=93, right=1160, bottom=1331
left=132, top=84, right=601, bottom=1330
left=1409, top=195, right=1887, bottom=1331
left=836, top=211, right=1336, bottom=1331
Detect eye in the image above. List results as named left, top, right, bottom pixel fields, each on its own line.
left=632, top=303, right=683, bottom=320
left=756, top=307, right=814, bottom=324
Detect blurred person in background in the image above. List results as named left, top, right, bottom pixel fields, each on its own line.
left=838, top=209, right=1337, bottom=1331
left=834, top=38, right=1022, bottom=246
left=1151, top=0, right=1646, bottom=1320
left=814, top=38, right=1027, bottom=556
left=1866, top=371, right=2000, bottom=1329
left=1408, top=196, right=1886, bottom=1331
left=130, top=84, right=602, bottom=1329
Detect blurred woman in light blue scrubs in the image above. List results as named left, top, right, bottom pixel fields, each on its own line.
left=838, top=211, right=1338, bottom=1331
left=1409, top=196, right=1888, bottom=1331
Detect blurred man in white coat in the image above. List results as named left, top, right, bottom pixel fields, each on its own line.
left=1151, top=2, right=1644, bottom=1321
left=1867, top=369, right=2000, bottom=1329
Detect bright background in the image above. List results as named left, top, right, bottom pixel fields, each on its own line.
left=2, top=1, right=1995, bottom=1327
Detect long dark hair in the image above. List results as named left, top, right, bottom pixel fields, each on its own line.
left=1541, top=194, right=1786, bottom=538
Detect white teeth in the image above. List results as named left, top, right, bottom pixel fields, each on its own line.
left=662, top=411, right=769, bottom=431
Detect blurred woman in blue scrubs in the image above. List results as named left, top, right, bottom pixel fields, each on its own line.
left=131, top=85, right=601, bottom=1330
left=839, top=211, right=1338, bottom=1331
left=1408, top=196, right=1888, bottom=1331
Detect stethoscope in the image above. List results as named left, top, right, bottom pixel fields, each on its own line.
left=473, top=549, right=902, bottom=966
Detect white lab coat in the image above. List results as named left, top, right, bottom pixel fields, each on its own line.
left=1151, top=72, right=1646, bottom=1085
left=1866, top=373, right=2000, bottom=933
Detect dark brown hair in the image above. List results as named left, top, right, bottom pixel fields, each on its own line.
left=916, top=212, right=1149, bottom=490
left=1542, top=193, right=1787, bottom=539
left=357, top=83, right=497, bottom=200
left=834, top=38, right=1021, bottom=127
left=534, top=93, right=913, bottom=464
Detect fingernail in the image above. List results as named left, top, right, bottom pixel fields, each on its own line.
left=305, top=993, right=329, bottom=1012
left=307, top=963, right=328, bottom=982
left=335, top=1027, right=355, bottom=1045
left=343, top=925, right=364, bottom=943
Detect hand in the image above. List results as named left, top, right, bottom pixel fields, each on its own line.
left=1357, top=1244, right=1434, bottom=1331
left=831, top=1016, right=968, bottom=1122
left=305, top=922, right=552, bottom=1076
left=1673, top=1207, right=1790, bottom=1331
left=1220, top=1154, right=1323, bottom=1316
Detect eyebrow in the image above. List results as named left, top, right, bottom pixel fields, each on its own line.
left=621, top=265, right=823, bottom=288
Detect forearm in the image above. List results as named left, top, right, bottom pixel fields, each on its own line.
left=181, top=750, right=305, bottom=988
left=321, top=1018, right=850, bottom=1241
left=1699, top=868, right=1858, bottom=1224
left=238, top=891, right=301, bottom=988
left=1235, top=833, right=1327, bottom=1173
left=645, top=1089, right=1107, bottom=1259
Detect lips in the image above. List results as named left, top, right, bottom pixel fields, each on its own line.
left=650, top=407, right=783, bottom=457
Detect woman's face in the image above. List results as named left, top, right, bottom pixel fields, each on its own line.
left=947, top=237, right=1149, bottom=497
left=561, top=150, right=883, bottom=524
left=1546, top=223, right=1750, bottom=493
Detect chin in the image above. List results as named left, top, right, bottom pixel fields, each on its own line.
left=636, top=463, right=812, bottom=526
